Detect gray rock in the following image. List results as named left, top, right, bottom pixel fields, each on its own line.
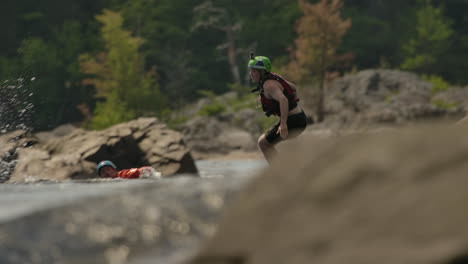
left=0, top=130, right=37, bottom=182
left=189, top=123, right=468, bottom=264
left=322, top=69, right=465, bottom=128
left=8, top=118, right=198, bottom=182
left=180, top=115, right=257, bottom=158
left=35, top=124, right=77, bottom=142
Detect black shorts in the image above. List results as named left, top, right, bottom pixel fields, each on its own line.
left=265, top=110, right=308, bottom=144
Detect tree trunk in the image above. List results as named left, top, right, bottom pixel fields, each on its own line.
left=316, top=50, right=326, bottom=122
left=226, top=28, right=241, bottom=84
left=316, top=71, right=325, bottom=122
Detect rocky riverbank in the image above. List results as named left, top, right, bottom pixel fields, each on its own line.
left=0, top=118, right=198, bottom=183
left=2, top=69, right=468, bottom=264
left=168, top=69, right=468, bottom=160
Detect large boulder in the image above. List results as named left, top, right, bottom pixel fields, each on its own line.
left=173, top=91, right=267, bottom=157
left=0, top=130, right=37, bottom=182
left=181, top=115, right=258, bottom=159
left=9, top=118, right=198, bottom=182
left=189, top=122, right=468, bottom=264
left=433, top=86, right=468, bottom=113
left=322, top=69, right=465, bottom=129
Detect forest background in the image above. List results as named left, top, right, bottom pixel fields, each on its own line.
left=0, top=0, right=466, bottom=131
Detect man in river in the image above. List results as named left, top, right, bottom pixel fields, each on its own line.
left=96, top=160, right=161, bottom=179
left=248, top=53, right=308, bottom=164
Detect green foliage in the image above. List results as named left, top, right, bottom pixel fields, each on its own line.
left=400, top=1, right=453, bottom=74
left=196, top=88, right=258, bottom=116
left=87, top=92, right=136, bottom=130
left=119, top=0, right=215, bottom=103
left=341, top=10, right=392, bottom=68
left=227, top=83, right=260, bottom=111
left=0, top=57, right=19, bottom=78
left=196, top=90, right=226, bottom=116
left=80, top=10, right=167, bottom=129
left=229, top=93, right=258, bottom=112
left=258, top=116, right=278, bottom=132
left=0, top=24, right=89, bottom=130
left=19, top=38, right=60, bottom=71
left=17, top=38, right=62, bottom=128
left=228, top=82, right=249, bottom=96
left=197, top=90, right=218, bottom=100
left=4, top=0, right=468, bottom=132
left=0, top=13, right=100, bottom=131
left=340, top=1, right=416, bottom=69
left=401, top=55, right=434, bottom=71
left=422, top=74, right=450, bottom=93
left=165, top=115, right=190, bottom=130
left=240, top=0, right=301, bottom=58
left=431, top=99, right=458, bottom=110
left=198, top=103, right=227, bottom=117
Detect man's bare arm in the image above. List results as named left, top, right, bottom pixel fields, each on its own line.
left=264, top=80, right=288, bottom=119
left=264, top=80, right=289, bottom=138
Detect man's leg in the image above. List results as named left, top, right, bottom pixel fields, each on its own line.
left=258, top=133, right=278, bottom=164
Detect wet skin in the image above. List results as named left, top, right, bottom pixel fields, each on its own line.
left=99, top=166, right=118, bottom=178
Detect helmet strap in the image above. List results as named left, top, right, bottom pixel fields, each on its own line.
left=259, top=70, right=269, bottom=82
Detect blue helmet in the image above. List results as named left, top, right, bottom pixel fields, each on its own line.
left=96, top=160, right=117, bottom=174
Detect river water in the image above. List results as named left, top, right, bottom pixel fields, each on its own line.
left=0, top=159, right=267, bottom=264
left=0, top=160, right=266, bottom=222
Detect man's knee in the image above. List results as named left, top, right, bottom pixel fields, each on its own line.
left=258, top=135, right=271, bottom=150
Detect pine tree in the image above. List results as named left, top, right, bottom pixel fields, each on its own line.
left=400, top=0, right=453, bottom=74
left=80, top=9, right=166, bottom=129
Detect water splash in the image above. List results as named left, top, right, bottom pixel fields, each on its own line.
left=0, top=143, right=18, bottom=182
left=0, top=78, right=35, bottom=134
left=0, top=78, right=36, bottom=182
left=0, top=160, right=17, bottom=183
left=139, top=167, right=162, bottom=179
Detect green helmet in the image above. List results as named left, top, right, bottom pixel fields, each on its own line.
left=248, top=55, right=272, bottom=72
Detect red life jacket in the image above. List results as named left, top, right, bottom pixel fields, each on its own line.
left=252, top=73, right=299, bottom=116
left=116, top=166, right=152, bottom=179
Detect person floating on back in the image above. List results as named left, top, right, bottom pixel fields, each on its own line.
left=96, top=160, right=161, bottom=179
left=248, top=52, right=308, bottom=164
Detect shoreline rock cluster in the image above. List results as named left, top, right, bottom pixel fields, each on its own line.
left=0, top=118, right=198, bottom=183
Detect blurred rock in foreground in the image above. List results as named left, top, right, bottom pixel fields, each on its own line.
left=0, top=176, right=253, bottom=264
left=189, top=121, right=468, bottom=264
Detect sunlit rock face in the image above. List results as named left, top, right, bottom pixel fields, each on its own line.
left=317, top=69, right=468, bottom=129
left=6, top=117, right=198, bottom=182
left=0, top=130, right=37, bottom=183
left=189, top=123, right=468, bottom=264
